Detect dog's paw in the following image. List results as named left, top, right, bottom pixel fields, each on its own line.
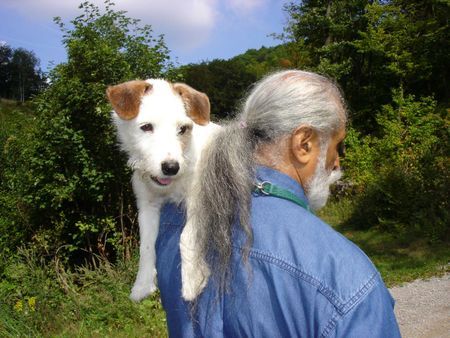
left=129, top=282, right=157, bottom=302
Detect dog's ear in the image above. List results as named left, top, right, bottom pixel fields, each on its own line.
left=173, top=83, right=210, bottom=126
left=106, top=80, right=152, bottom=120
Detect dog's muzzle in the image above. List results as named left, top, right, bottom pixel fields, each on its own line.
left=161, top=160, right=180, bottom=176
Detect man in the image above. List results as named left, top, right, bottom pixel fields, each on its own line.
left=155, top=70, right=401, bottom=337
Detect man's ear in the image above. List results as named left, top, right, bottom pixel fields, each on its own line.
left=106, top=80, right=152, bottom=120
left=173, top=83, right=210, bottom=125
left=290, top=126, right=318, bottom=165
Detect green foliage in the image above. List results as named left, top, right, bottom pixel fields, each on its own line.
left=283, top=0, right=450, bottom=132
left=0, top=100, right=36, bottom=260
left=180, top=44, right=300, bottom=119
left=231, top=44, right=299, bottom=77
left=0, top=248, right=167, bottom=336
left=342, top=89, right=449, bottom=241
left=181, top=58, right=257, bottom=119
left=0, top=1, right=179, bottom=264
left=0, top=44, right=46, bottom=101
left=279, top=0, right=449, bottom=243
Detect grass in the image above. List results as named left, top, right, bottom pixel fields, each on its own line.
left=319, top=198, right=450, bottom=287
left=0, top=98, right=34, bottom=120
left=0, top=249, right=168, bottom=337
left=0, top=98, right=35, bottom=152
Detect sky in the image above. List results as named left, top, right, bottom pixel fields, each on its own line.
left=0, top=0, right=290, bottom=73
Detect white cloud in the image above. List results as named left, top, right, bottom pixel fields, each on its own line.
left=227, top=0, right=267, bottom=13
left=2, top=0, right=219, bottom=51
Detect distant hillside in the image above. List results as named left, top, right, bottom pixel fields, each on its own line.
left=0, top=99, right=34, bottom=148
left=179, top=43, right=300, bottom=119
left=0, top=99, right=34, bottom=125
left=0, top=97, right=34, bottom=109
left=230, top=43, right=300, bottom=76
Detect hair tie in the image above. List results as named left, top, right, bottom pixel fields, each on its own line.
left=239, top=120, right=247, bottom=129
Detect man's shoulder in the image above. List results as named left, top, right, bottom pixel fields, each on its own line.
left=250, top=196, right=380, bottom=313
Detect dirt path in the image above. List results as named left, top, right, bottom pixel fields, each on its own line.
left=389, top=273, right=450, bottom=338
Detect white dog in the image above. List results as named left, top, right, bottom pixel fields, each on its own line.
left=107, top=79, right=219, bottom=301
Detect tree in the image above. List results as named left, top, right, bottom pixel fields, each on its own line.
left=0, top=44, right=45, bottom=101
left=181, top=59, right=257, bottom=119
left=283, top=0, right=449, bottom=242
left=0, top=0, right=178, bottom=264
left=10, top=48, right=46, bottom=101
left=351, top=0, right=449, bottom=127
left=283, top=0, right=450, bottom=132
left=0, top=44, right=13, bottom=97
left=284, top=0, right=387, bottom=130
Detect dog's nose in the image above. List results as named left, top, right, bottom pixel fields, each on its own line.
left=161, top=161, right=180, bottom=176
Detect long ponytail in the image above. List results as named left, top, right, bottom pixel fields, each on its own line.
left=190, top=121, right=258, bottom=293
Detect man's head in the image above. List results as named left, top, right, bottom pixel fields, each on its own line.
left=245, top=70, right=347, bottom=209
left=188, top=70, right=348, bottom=297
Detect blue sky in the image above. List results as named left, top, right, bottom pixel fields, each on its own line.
left=0, top=0, right=290, bottom=73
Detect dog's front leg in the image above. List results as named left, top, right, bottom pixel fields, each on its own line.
left=180, top=216, right=210, bottom=301
left=130, top=174, right=161, bottom=302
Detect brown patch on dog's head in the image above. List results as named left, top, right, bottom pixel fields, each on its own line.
left=106, top=80, right=152, bottom=120
left=173, top=83, right=210, bottom=125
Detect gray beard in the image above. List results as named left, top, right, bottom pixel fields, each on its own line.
left=305, top=151, right=342, bottom=211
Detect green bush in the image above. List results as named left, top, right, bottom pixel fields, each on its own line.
left=0, top=1, right=179, bottom=265
left=0, top=100, right=36, bottom=261
left=342, top=89, right=449, bottom=241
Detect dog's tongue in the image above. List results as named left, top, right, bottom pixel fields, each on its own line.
left=157, top=177, right=172, bottom=185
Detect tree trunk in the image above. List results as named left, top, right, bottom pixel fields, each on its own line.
left=325, top=0, right=333, bottom=45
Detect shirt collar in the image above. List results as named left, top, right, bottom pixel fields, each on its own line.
left=255, top=165, right=309, bottom=207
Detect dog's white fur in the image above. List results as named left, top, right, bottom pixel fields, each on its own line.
left=107, top=79, right=218, bottom=301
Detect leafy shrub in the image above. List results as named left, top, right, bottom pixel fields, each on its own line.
left=0, top=100, right=37, bottom=261
left=342, top=89, right=449, bottom=241
left=0, top=1, right=179, bottom=265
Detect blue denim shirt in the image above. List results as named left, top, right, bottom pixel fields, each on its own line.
left=156, top=166, right=401, bottom=337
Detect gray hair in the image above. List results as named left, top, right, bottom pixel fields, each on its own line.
left=192, top=70, right=347, bottom=295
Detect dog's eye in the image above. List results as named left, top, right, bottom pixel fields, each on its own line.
left=140, top=123, right=154, bottom=132
left=178, top=124, right=192, bottom=136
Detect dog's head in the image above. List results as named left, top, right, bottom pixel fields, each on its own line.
left=106, top=79, right=210, bottom=189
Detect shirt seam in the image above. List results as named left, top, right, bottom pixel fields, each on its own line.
left=319, top=273, right=380, bottom=337
left=245, top=248, right=346, bottom=313
left=340, top=271, right=379, bottom=314
left=243, top=247, right=379, bottom=318
left=320, top=311, right=340, bottom=338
